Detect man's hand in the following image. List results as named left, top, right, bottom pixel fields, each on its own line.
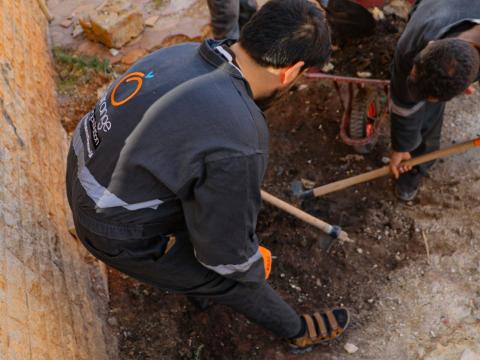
left=390, top=151, right=412, bottom=179
left=464, top=85, right=476, bottom=96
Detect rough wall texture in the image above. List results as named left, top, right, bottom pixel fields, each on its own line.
left=0, top=0, right=113, bottom=358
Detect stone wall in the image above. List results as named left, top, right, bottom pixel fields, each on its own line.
left=0, top=0, right=113, bottom=358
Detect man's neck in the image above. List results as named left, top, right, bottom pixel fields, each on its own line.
left=229, top=43, right=280, bottom=100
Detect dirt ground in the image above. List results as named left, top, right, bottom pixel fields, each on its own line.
left=111, top=81, right=480, bottom=360
left=329, top=14, right=405, bottom=78
left=57, top=72, right=480, bottom=360
left=50, top=2, right=480, bottom=359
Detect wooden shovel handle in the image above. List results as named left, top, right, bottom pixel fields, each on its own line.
left=310, top=137, right=480, bottom=198
left=260, top=190, right=351, bottom=242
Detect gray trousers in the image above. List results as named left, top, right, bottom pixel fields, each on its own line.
left=411, top=102, right=445, bottom=174
left=73, top=221, right=302, bottom=338
left=207, top=0, right=257, bottom=39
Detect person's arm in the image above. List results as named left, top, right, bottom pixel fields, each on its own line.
left=389, top=53, right=425, bottom=178
left=181, top=153, right=267, bottom=285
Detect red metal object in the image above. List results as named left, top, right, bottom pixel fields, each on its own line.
left=352, top=0, right=415, bottom=8
left=304, top=70, right=390, bottom=147
left=353, top=0, right=386, bottom=7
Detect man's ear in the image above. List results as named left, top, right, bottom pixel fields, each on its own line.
left=280, top=61, right=305, bottom=85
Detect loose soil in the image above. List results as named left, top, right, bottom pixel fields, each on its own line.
left=104, top=80, right=480, bottom=360
left=55, top=26, right=480, bottom=360
left=329, top=15, right=406, bottom=79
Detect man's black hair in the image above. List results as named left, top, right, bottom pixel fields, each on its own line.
left=407, top=38, right=480, bottom=102
left=239, top=0, right=331, bottom=69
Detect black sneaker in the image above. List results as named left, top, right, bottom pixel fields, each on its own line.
left=395, top=169, right=423, bottom=201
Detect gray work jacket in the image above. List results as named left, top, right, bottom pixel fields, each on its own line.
left=67, top=40, right=269, bottom=284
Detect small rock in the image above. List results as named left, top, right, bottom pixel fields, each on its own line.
left=322, top=62, right=335, bottom=73
left=381, top=156, right=391, bottom=164
left=145, top=15, right=159, bottom=27
left=109, top=48, right=120, bottom=56
left=356, top=248, right=363, bottom=254
left=371, top=7, right=385, bottom=21
left=344, top=343, right=359, bottom=354
left=79, top=0, right=144, bottom=48
left=290, top=284, right=302, bottom=292
left=61, top=18, right=73, bottom=28
left=107, top=316, right=119, bottom=326
left=315, top=279, right=322, bottom=287
left=298, top=84, right=308, bottom=91
left=357, top=71, right=372, bottom=78
left=72, top=24, right=84, bottom=37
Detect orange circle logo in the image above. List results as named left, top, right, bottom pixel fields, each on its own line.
left=111, top=71, right=145, bottom=107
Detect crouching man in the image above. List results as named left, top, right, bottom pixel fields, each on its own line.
left=389, top=0, right=480, bottom=201
left=66, top=0, right=349, bottom=354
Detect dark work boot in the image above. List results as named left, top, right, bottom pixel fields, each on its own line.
left=395, top=168, right=423, bottom=202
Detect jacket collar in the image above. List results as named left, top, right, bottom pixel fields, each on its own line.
left=199, top=39, right=244, bottom=79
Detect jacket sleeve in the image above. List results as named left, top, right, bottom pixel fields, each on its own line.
left=181, top=153, right=267, bottom=285
left=390, top=51, right=426, bottom=152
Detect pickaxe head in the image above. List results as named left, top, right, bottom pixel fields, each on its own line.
left=291, top=180, right=315, bottom=199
